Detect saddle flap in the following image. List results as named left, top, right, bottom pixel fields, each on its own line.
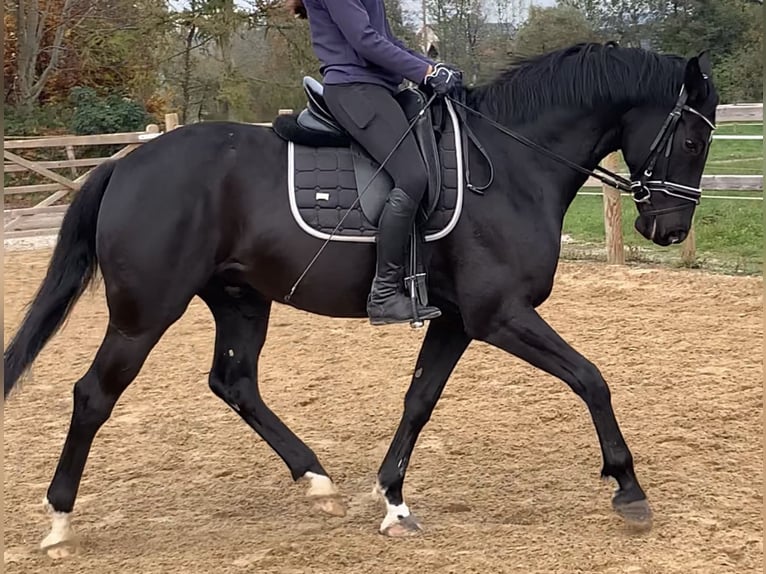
left=395, top=88, right=442, bottom=218
left=351, top=143, right=394, bottom=226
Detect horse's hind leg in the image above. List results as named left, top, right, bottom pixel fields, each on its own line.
left=200, top=280, right=345, bottom=518
left=42, top=324, right=166, bottom=558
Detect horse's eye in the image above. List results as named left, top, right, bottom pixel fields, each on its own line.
left=683, top=138, right=700, bottom=153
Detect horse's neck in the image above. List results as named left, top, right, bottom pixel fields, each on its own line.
left=500, top=108, right=622, bottom=204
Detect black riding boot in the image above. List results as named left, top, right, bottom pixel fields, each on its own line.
left=367, top=188, right=442, bottom=325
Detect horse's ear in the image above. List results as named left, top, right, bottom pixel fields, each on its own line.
left=697, top=50, right=713, bottom=77
left=683, top=56, right=708, bottom=102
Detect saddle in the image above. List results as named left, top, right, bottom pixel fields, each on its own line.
left=272, top=77, right=466, bottom=325
left=273, top=77, right=445, bottom=225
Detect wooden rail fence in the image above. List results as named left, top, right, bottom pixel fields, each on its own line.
left=4, top=119, right=168, bottom=237
left=5, top=105, right=763, bottom=267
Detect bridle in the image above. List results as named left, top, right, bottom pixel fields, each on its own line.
left=447, top=84, right=716, bottom=215
left=628, top=84, right=716, bottom=215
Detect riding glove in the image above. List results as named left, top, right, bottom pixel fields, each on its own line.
left=424, top=63, right=463, bottom=96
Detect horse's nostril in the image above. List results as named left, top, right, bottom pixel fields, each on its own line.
left=668, top=231, right=686, bottom=244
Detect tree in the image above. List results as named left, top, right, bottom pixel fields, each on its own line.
left=12, top=0, right=80, bottom=106
left=653, top=0, right=750, bottom=59
left=73, top=0, right=171, bottom=103
left=427, top=0, right=488, bottom=83
left=652, top=0, right=761, bottom=102
left=6, top=0, right=172, bottom=109
left=558, top=0, right=665, bottom=46
left=513, top=5, right=601, bottom=58
left=555, top=0, right=763, bottom=102
left=384, top=0, right=406, bottom=38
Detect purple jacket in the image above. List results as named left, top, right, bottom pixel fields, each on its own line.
left=303, top=0, right=435, bottom=93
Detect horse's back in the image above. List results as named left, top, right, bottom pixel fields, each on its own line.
left=94, top=120, right=376, bottom=318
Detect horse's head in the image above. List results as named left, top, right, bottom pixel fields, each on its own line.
left=620, top=52, right=718, bottom=246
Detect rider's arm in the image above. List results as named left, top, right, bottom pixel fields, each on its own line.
left=384, top=18, right=436, bottom=69
left=322, top=0, right=431, bottom=84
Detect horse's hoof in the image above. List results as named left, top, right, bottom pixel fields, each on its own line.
left=381, top=514, right=422, bottom=537
left=40, top=501, right=79, bottom=559
left=613, top=498, right=653, bottom=532
left=43, top=542, right=78, bottom=560
left=40, top=533, right=79, bottom=559
left=312, top=495, right=347, bottom=517
left=303, top=472, right=346, bottom=517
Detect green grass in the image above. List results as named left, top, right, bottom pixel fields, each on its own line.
left=562, top=193, right=763, bottom=275
left=706, top=138, right=762, bottom=175
left=715, top=122, right=763, bottom=136
left=560, top=123, right=763, bottom=275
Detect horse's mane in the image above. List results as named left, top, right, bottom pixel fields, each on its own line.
left=466, top=42, right=687, bottom=123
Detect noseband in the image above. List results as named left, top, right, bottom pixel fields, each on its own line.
left=448, top=85, right=716, bottom=215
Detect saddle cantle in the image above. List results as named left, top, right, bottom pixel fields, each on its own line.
left=299, top=77, right=346, bottom=137
left=272, top=76, right=464, bottom=243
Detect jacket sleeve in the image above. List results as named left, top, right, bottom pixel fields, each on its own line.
left=322, top=0, right=431, bottom=84
left=384, top=19, right=436, bottom=68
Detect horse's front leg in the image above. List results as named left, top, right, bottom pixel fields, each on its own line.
left=470, top=304, right=652, bottom=530
left=375, top=312, right=471, bottom=536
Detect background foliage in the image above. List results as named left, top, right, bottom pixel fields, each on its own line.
left=4, top=0, right=763, bottom=134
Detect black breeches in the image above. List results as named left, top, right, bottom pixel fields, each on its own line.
left=323, top=82, right=427, bottom=203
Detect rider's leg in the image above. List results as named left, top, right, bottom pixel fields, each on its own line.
left=324, top=82, right=441, bottom=325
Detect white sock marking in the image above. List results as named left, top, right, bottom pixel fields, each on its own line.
left=40, top=498, right=75, bottom=549
left=381, top=501, right=411, bottom=532
left=375, top=483, right=412, bottom=532
left=302, top=471, right=338, bottom=497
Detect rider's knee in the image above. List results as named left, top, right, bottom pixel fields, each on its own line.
left=397, top=168, right=428, bottom=202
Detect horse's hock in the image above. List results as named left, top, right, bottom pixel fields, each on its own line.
left=3, top=247, right=762, bottom=573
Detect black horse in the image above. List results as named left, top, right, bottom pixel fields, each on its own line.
left=4, top=43, right=718, bottom=554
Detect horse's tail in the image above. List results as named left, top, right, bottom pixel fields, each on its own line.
left=4, top=160, right=117, bottom=399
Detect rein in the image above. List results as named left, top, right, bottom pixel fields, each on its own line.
left=447, top=86, right=716, bottom=213
left=449, top=96, right=634, bottom=194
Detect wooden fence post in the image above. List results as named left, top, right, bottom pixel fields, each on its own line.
left=602, top=152, right=625, bottom=264
left=165, top=113, right=179, bottom=131
left=65, top=145, right=77, bottom=178
left=681, top=224, right=697, bottom=265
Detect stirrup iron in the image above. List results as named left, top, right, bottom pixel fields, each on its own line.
left=406, top=226, right=429, bottom=329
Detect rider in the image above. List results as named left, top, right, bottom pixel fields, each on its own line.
left=287, top=0, right=463, bottom=325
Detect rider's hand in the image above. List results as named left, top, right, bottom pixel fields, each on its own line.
left=423, top=62, right=463, bottom=96
left=436, top=62, right=463, bottom=80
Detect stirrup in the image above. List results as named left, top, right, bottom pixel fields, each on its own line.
left=404, top=272, right=429, bottom=328
left=405, top=229, right=438, bottom=329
